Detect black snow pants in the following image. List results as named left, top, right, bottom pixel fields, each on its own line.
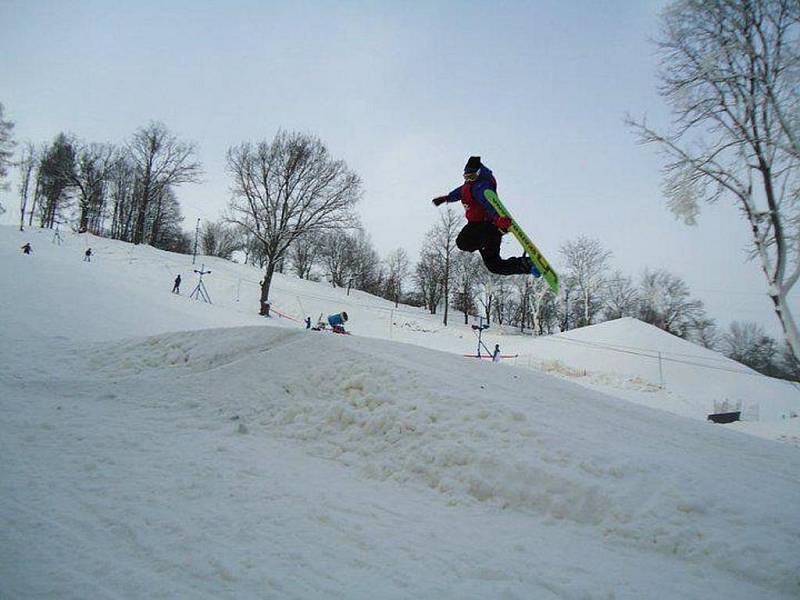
left=456, top=221, right=530, bottom=276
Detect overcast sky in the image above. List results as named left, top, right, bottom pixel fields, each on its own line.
left=2, top=0, right=796, bottom=338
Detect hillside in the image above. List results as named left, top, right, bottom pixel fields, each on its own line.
left=2, top=226, right=800, bottom=598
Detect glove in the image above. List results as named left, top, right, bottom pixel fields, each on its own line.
left=432, top=196, right=448, bottom=206
left=495, top=215, right=512, bottom=232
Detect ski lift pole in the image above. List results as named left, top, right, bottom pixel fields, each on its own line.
left=472, top=321, right=490, bottom=357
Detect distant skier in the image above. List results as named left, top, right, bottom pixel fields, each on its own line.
left=84, top=248, right=92, bottom=262
left=432, top=156, right=540, bottom=277
left=492, top=344, right=502, bottom=363
left=305, top=316, right=312, bottom=329
left=172, top=274, right=181, bottom=294
left=21, top=243, right=32, bottom=255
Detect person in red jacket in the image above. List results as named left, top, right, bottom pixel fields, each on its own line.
left=432, top=156, right=539, bottom=276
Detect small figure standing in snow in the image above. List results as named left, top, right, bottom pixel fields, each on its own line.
left=432, top=156, right=539, bottom=277
left=21, top=243, right=32, bottom=255
left=492, top=344, right=502, bottom=363
left=172, top=274, right=181, bottom=294
left=305, top=316, right=312, bottom=329
left=84, top=248, right=92, bottom=262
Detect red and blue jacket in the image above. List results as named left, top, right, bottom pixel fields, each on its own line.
left=444, top=165, right=500, bottom=223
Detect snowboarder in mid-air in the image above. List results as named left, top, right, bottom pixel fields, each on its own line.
left=432, top=156, right=540, bottom=277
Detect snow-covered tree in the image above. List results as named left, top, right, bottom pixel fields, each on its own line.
left=628, top=0, right=800, bottom=361
left=559, top=236, right=612, bottom=327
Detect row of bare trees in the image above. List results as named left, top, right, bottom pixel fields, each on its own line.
left=12, top=122, right=201, bottom=251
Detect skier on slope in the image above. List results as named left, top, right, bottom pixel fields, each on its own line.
left=432, top=156, right=540, bottom=277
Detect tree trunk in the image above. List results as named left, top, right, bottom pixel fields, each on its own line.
left=260, top=260, right=277, bottom=315
left=772, top=292, right=800, bottom=364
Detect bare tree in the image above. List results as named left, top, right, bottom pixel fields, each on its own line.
left=64, top=141, right=115, bottom=234
left=722, top=320, right=780, bottom=375
left=415, top=244, right=445, bottom=315
left=492, top=277, right=514, bottom=326
left=225, top=130, right=361, bottom=314
left=16, top=142, right=37, bottom=231
left=107, top=152, right=140, bottom=241
left=430, top=206, right=463, bottom=326
left=37, top=133, right=75, bottom=229
left=385, top=248, right=410, bottom=308
left=452, top=252, right=482, bottom=323
left=0, top=102, right=15, bottom=205
left=560, top=236, right=612, bottom=327
left=638, top=268, right=707, bottom=338
left=348, top=230, right=382, bottom=295
left=688, top=316, right=720, bottom=349
left=201, top=220, right=241, bottom=260
left=289, top=233, right=320, bottom=279
left=318, top=230, right=359, bottom=288
left=603, top=271, right=640, bottom=321
left=628, top=0, right=800, bottom=360
left=128, top=122, right=201, bottom=245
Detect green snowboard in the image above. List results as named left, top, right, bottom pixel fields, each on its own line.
left=484, top=189, right=560, bottom=294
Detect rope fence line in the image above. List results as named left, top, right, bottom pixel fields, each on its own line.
left=531, top=334, right=741, bottom=365
left=527, top=335, right=800, bottom=390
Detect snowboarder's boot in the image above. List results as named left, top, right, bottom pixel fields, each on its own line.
left=523, top=256, right=541, bottom=278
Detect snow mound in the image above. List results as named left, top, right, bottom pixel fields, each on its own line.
left=524, top=317, right=800, bottom=422
left=78, top=325, right=800, bottom=594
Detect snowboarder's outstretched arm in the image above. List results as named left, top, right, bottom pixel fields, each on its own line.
left=432, top=186, right=463, bottom=206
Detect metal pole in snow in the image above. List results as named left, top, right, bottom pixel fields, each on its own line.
left=192, top=218, right=200, bottom=265
left=658, top=352, right=664, bottom=389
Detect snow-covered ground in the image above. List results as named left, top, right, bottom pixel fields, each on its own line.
left=2, top=226, right=799, bottom=599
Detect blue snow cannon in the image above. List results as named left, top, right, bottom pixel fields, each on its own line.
left=327, top=311, right=348, bottom=327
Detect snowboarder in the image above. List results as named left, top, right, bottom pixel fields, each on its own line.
left=84, top=248, right=92, bottom=262
left=172, top=274, right=181, bottom=294
left=21, top=243, right=32, bottom=255
left=305, top=316, right=312, bottom=329
left=432, top=156, right=540, bottom=277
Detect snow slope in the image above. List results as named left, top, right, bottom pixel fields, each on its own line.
left=7, top=225, right=798, bottom=437
left=2, top=226, right=800, bottom=599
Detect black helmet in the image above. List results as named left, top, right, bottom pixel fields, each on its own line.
left=464, top=156, right=481, bottom=181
